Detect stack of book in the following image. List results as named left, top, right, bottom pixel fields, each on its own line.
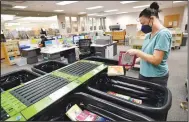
left=66, top=104, right=110, bottom=121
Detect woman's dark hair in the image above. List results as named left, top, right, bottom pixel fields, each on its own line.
left=40, top=35, right=45, bottom=39
left=139, top=2, right=160, bottom=18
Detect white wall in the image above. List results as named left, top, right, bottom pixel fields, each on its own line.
left=181, top=5, right=188, bottom=32
left=106, top=6, right=186, bottom=31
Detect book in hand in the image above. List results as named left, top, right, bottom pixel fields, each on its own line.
left=76, top=110, right=98, bottom=121
left=107, top=66, right=124, bottom=76
left=119, top=51, right=137, bottom=67
left=66, top=104, right=82, bottom=121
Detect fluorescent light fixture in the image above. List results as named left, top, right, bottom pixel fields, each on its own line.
left=86, top=6, right=103, bottom=10
left=116, top=12, right=128, bottom=14
left=56, top=1, right=78, bottom=5
left=133, top=5, right=150, bottom=8
left=120, top=1, right=138, bottom=4
left=96, top=15, right=103, bottom=16
left=6, top=22, right=20, bottom=26
left=1, top=14, right=15, bottom=20
left=54, top=10, right=64, bottom=12
left=104, top=9, right=118, bottom=13
left=13, top=6, right=27, bottom=9
left=21, top=22, right=31, bottom=24
left=173, top=1, right=185, bottom=3
left=88, top=13, right=97, bottom=16
left=78, top=12, right=86, bottom=14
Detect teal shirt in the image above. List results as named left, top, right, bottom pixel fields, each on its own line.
left=140, top=28, right=172, bottom=77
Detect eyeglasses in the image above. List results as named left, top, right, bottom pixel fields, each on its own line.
left=136, top=18, right=140, bottom=22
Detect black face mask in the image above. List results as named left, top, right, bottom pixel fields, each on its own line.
left=141, top=18, right=153, bottom=34
left=141, top=25, right=152, bottom=34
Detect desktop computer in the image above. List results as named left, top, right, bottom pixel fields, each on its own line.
left=79, top=35, right=85, bottom=40
left=57, top=35, right=62, bottom=39
left=73, top=35, right=80, bottom=44
left=45, top=40, right=53, bottom=47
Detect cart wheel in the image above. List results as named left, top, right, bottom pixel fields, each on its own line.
left=179, top=47, right=181, bottom=49
left=172, top=47, right=175, bottom=50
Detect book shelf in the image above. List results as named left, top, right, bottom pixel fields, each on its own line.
left=105, top=31, right=126, bottom=45
left=169, top=28, right=183, bottom=49
left=2, top=41, right=21, bottom=65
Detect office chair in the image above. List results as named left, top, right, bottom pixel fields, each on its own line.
left=78, top=39, right=92, bottom=59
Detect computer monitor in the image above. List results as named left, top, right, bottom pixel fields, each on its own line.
left=73, top=35, right=80, bottom=44
left=57, top=35, right=62, bottom=39
left=79, top=35, right=85, bottom=39
left=109, top=25, right=120, bottom=31
left=1, top=34, right=6, bottom=42
left=45, top=40, right=52, bottom=46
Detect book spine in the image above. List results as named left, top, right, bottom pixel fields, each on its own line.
left=107, top=91, right=142, bottom=104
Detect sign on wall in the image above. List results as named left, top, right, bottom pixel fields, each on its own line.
left=61, top=22, right=65, bottom=29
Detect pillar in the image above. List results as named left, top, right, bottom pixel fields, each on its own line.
left=57, top=15, right=67, bottom=35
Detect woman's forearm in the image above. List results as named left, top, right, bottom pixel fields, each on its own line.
left=137, top=50, right=161, bottom=66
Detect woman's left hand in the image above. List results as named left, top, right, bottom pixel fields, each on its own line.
left=127, top=49, right=141, bottom=56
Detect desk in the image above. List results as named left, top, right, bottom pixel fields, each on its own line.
left=21, top=47, right=40, bottom=64
left=91, top=41, right=117, bottom=59
left=40, top=45, right=78, bottom=63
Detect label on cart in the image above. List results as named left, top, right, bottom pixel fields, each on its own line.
left=92, top=69, right=99, bottom=74
left=49, top=86, right=69, bottom=101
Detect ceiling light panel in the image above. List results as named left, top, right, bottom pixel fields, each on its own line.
left=54, top=10, right=64, bottom=12
left=133, top=5, right=150, bottom=8
left=88, top=13, right=97, bottom=16
left=56, top=1, right=78, bottom=5
left=86, top=6, right=103, bottom=10
left=116, top=12, right=128, bottom=14
left=78, top=12, right=86, bottom=14
left=120, top=1, right=138, bottom=4
left=12, top=6, right=27, bottom=9
left=173, top=1, right=185, bottom=3
left=1, top=14, right=15, bottom=20
left=104, top=9, right=118, bottom=12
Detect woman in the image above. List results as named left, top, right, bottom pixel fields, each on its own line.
left=127, top=2, right=172, bottom=86
left=39, top=35, right=48, bottom=47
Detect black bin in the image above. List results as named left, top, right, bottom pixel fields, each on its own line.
left=31, top=92, right=153, bottom=121
left=0, top=69, right=40, bottom=91
left=84, top=56, right=118, bottom=65
left=86, top=73, right=172, bottom=121
left=31, top=60, right=67, bottom=75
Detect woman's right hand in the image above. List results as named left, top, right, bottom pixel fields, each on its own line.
left=135, top=57, right=141, bottom=64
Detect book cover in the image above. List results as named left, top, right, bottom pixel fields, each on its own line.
left=107, top=91, right=142, bottom=104
left=76, top=110, right=98, bottom=121
left=66, top=104, right=82, bottom=121
left=107, top=66, right=124, bottom=76
left=76, top=110, right=89, bottom=121
left=83, top=110, right=98, bottom=121
left=95, top=116, right=110, bottom=121
left=118, top=51, right=136, bottom=66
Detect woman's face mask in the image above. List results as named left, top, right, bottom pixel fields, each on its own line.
left=141, top=25, right=152, bottom=34
left=140, top=17, right=153, bottom=34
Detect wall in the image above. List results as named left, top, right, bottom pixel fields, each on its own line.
left=106, top=6, right=186, bottom=31
left=1, top=23, right=5, bottom=32
left=181, top=5, right=188, bottom=32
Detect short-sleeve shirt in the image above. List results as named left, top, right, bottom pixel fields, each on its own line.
left=140, top=28, right=172, bottom=77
